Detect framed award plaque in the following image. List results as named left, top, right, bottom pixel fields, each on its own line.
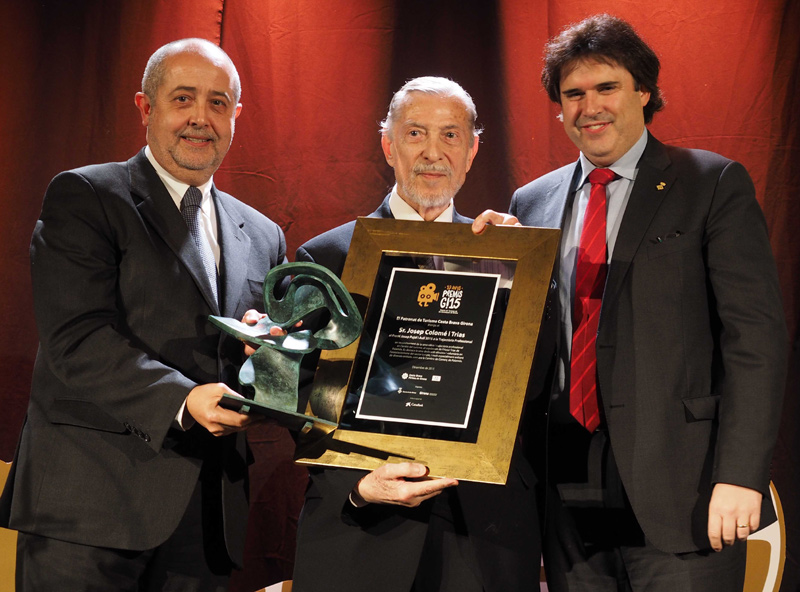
left=295, top=218, right=560, bottom=484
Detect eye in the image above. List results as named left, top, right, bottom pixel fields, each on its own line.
left=563, top=91, right=584, bottom=101
left=175, top=95, right=190, bottom=103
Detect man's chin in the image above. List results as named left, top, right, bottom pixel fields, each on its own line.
left=170, top=151, right=219, bottom=173
left=408, top=196, right=452, bottom=209
left=402, top=186, right=456, bottom=209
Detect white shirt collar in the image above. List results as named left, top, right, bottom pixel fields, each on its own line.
left=388, top=185, right=454, bottom=222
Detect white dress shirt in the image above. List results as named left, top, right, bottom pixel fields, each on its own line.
left=145, top=146, right=220, bottom=269
left=555, top=129, right=648, bottom=392
left=145, top=145, right=223, bottom=429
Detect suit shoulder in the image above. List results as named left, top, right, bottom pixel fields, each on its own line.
left=299, top=220, right=358, bottom=257
left=50, top=160, right=130, bottom=189
left=295, top=220, right=358, bottom=276
left=661, top=144, right=743, bottom=175
left=513, top=162, right=576, bottom=199
left=41, top=161, right=136, bottom=216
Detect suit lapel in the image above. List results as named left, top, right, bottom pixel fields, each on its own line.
left=602, top=136, right=675, bottom=309
left=545, top=164, right=579, bottom=357
left=368, top=194, right=393, bottom=219
left=215, top=188, right=251, bottom=318
left=129, top=150, right=220, bottom=313
left=538, top=163, right=580, bottom=228
left=452, top=208, right=472, bottom=224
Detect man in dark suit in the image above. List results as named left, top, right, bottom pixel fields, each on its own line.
left=290, top=77, right=541, bottom=592
left=476, top=14, right=787, bottom=591
left=0, top=38, right=286, bottom=591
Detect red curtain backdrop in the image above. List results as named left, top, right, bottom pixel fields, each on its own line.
left=1, top=1, right=797, bottom=589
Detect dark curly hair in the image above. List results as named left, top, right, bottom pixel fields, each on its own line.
left=542, top=14, right=664, bottom=124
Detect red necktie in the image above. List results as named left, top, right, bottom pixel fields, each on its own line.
left=570, top=167, right=616, bottom=432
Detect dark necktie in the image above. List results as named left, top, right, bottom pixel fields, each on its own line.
left=180, top=186, right=218, bottom=304
left=570, top=167, right=616, bottom=432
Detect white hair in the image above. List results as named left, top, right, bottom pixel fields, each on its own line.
left=380, top=76, right=481, bottom=138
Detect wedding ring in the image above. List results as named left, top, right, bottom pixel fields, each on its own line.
left=737, top=524, right=749, bottom=528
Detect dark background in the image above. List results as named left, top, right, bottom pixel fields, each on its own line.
left=1, top=0, right=797, bottom=589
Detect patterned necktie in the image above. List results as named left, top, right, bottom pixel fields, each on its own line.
left=570, top=167, right=616, bottom=432
left=180, top=186, right=218, bottom=304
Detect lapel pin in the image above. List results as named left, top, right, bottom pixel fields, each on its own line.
left=656, top=182, right=666, bottom=190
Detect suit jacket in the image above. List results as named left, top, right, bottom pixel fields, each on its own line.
left=292, top=195, right=542, bottom=592
left=511, top=134, right=787, bottom=553
left=0, top=149, right=286, bottom=565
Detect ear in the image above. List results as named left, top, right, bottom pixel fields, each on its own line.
left=640, top=89, right=651, bottom=108
left=381, top=134, right=395, bottom=167
left=464, top=135, right=480, bottom=173
left=234, top=102, right=243, bottom=120
left=134, top=92, right=152, bottom=127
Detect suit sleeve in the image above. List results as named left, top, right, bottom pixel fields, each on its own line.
left=705, top=161, right=787, bottom=494
left=30, top=171, right=196, bottom=452
left=509, top=188, right=521, bottom=218
left=295, top=245, right=315, bottom=263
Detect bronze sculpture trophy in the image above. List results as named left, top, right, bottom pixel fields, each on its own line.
left=209, top=262, right=362, bottom=433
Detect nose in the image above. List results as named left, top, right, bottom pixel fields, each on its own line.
left=583, top=91, right=602, bottom=116
left=421, top=137, right=443, bottom=161
left=189, top=102, right=208, bottom=127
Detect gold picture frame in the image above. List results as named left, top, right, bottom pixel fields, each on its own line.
left=294, top=218, right=560, bottom=484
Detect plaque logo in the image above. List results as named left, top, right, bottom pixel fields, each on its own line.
left=417, top=282, right=439, bottom=307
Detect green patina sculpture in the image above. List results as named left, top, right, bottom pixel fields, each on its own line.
left=209, top=262, right=362, bottom=425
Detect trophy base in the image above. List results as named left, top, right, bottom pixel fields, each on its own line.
left=220, top=394, right=338, bottom=433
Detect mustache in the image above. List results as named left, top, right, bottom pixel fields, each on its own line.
left=179, top=126, right=216, bottom=141
left=412, top=164, right=451, bottom=175
left=577, top=116, right=613, bottom=127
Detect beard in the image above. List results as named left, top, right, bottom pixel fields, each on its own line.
left=167, top=143, right=221, bottom=171
left=399, top=164, right=462, bottom=209
left=167, top=124, right=231, bottom=172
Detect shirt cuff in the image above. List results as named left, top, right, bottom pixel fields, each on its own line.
left=174, top=398, right=196, bottom=430
left=348, top=489, right=368, bottom=508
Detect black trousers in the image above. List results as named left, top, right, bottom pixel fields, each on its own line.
left=540, top=491, right=746, bottom=592
left=540, top=429, right=746, bottom=592
left=16, top=479, right=231, bottom=592
left=411, top=490, right=484, bottom=592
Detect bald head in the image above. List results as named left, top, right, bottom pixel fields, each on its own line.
left=142, top=38, right=241, bottom=103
